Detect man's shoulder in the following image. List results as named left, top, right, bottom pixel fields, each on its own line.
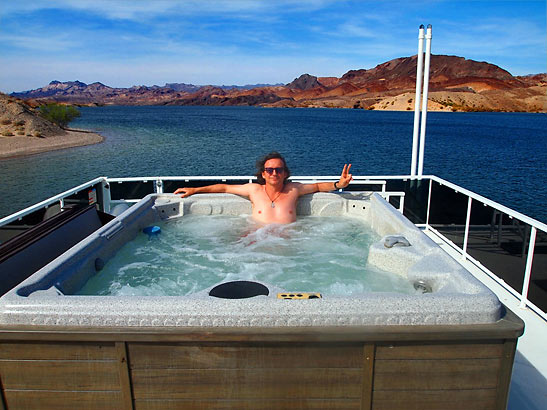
left=245, top=183, right=263, bottom=194
left=287, top=181, right=308, bottom=191
left=289, top=181, right=320, bottom=196
left=285, top=181, right=303, bottom=189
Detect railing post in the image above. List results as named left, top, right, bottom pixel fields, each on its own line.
left=155, top=179, right=163, bottom=194
left=462, top=197, right=472, bottom=260
left=101, top=179, right=111, bottom=214
left=425, top=179, right=432, bottom=231
left=520, top=227, right=537, bottom=309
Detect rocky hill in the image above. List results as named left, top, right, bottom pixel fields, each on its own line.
left=11, top=55, right=547, bottom=112
left=0, top=93, right=65, bottom=138
left=0, top=93, right=104, bottom=159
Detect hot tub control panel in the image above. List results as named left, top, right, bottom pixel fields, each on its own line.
left=278, top=292, right=322, bottom=299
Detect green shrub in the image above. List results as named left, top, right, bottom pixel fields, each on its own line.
left=39, top=103, right=80, bottom=128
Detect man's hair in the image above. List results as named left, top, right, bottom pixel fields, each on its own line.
left=255, top=151, right=291, bottom=185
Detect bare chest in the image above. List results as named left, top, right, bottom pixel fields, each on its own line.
left=250, top=186, right=298, bottom=223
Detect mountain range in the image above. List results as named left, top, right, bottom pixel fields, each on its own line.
left=11, top=55, right=547, bottom=112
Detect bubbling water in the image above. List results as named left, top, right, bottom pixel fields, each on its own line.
left=77, top=215, right=415, bottom=296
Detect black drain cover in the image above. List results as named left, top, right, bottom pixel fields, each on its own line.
left=209, top=281, right=269, bottom=299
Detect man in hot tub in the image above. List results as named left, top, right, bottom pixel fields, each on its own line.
left=175, top=152, right=353, bottom=224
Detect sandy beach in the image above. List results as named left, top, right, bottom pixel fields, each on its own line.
left=0, top=129, right=104, bottom=159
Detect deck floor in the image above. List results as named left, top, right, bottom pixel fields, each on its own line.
left=424, top=229, right=547, bottom=410
left=430, top=225, right=547, bottom=313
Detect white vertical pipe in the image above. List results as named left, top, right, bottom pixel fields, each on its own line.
left=425, top=179, right=432, bottom=231
left=462, top=197, right=472, bottom=259
left=411, top=25, right=425, bottom=178
left=417, top=24, right=432, bottom=177
left=156, top=179, right=164, bottom=194
left=520, top=227, right=537, bottom=309
left=101, top=178, right=112, bottom=213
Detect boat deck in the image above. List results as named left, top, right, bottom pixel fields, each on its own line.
left=425, top=229, right=547, bottom=410
left=0, top=174, right=545, bottom=409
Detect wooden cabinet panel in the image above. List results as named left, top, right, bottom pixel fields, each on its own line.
left=132, top=368, right=362, bottom=400
left=4, top=391, right=124, bottom=410
left=128, top=343, right=362, bottom=369
left=0, top=341, right=116, bottom=360
left=0, top=360, right=120, bottom=390
left=134, top=398, right=361, bottom=410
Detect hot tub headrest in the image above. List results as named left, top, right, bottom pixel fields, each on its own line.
left=384, top=235, right=411, bottom=248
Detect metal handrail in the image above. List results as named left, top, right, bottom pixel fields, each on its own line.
left=378, top=191, right=405, bottom=213
left=106, top=176, right=388, bottom=183
left=0, top=177, right=107, bottom=227
left=422, top=175, right=546, bottom=320
left=428, top=175, right=547, bottom=232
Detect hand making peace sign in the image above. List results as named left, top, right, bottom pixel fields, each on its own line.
left=337, top=164, right=353, bottom=189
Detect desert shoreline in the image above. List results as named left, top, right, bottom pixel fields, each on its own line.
left=0, top=129, right=104, bottom=160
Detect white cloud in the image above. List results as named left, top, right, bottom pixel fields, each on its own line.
left=0, top=33, right=79, bottom=53
left=1, top=0, right=339, bottom=21
left=334, top=22, right=379, bottom=39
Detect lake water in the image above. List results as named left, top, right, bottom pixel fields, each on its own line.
left=0, top=106, right=546, bottom=223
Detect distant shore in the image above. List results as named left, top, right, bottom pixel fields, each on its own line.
left=0, top=129, right=104, bottom=160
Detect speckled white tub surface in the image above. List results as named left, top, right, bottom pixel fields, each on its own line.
left=0, top=192, right=502, bottom=327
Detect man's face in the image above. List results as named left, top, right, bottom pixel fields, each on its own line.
left=262, top=158, right=286, bottom=185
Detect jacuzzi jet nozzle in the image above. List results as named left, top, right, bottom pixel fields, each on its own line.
left=414, top=280, right=432, bottom=294
left=143, top=225, right=161, bottom=239
left=94, top=258, right=105, bottom=271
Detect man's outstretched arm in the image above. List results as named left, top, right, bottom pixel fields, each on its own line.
left=174, top=183, right=254, bottom=198
left=297, top=164, right=353, bottom=196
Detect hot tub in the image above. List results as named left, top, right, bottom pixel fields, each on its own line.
left=0, top=192, right=522, bottom=410
left=0, top=192, right=501, bottom=327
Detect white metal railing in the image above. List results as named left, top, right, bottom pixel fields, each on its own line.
left=0, top=177, right=107, bottom=227
left=422, top=175, right=547, bottom=321
left=106, top=175, right=387, bottom=189
left=427, top=175, right=547, bottom=230
left=104, top=176, right=392, bottom=211
left=55, top=176, right=393, bottom=215
left=378, top=192, right=405, bottom=213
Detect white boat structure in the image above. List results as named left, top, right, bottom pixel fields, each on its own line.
left=0, top=25, right=544, bottom=410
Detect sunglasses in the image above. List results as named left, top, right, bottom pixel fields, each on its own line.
left=264, top=167, right=285, bottom=175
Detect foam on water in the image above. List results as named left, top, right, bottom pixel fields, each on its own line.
left=77, top=215, right=416, bottom=296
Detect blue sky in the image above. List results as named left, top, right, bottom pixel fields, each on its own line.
left=1, top=0, right=545, bottom=93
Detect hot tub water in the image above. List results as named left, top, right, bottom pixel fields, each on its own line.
left=77, top=215, right=416, bottom=296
